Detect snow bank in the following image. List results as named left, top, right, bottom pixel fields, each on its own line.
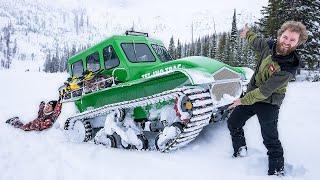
left=0, top=71, right=319, bottom=180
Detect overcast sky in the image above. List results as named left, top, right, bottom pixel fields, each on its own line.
left=52, top=0, right=268, bottom=44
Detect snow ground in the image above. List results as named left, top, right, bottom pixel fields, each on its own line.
left=0, top=71, right=319, bottom=180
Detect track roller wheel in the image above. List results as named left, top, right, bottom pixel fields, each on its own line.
left=94, top=131, right=117, bottom=148
left=120, top=134, right=149, bottom=150
left=64, top=119, right=93, bottom=142
left=132, top=134, right=149, bottom=150
left=155, top=122, right=184, bottom=151
left=121, top=138, right=133, bottom=149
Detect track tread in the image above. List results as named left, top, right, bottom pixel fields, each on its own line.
left=64, top=86, right=214, bottom=152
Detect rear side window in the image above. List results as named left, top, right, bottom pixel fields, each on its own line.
left=121, top=43, right=155, bottom=63
left=151, top=44, right=173, bottom=62
left=86, top=52, right=100, bottom=72
left=72, top=61, right=83, bottom=77
left=103, top=46, right=120, bottom=69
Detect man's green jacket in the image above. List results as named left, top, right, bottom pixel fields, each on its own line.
left=240, top=31, right=300, bottom=107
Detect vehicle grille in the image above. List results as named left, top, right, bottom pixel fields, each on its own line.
left=211, top=68, right=242, bottom=101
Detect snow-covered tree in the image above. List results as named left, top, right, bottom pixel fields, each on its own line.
left=229, top=9, right=238, bottom=66
left=201, top=35, right=210, bottom=57
left=168, top=36, right=176, bottom=59
left=194, top=38, right=201, bottom=56
left=290, top=0, right=320, bottom=70
left=230, top=9, right=238, bottom=49
left=257, top=0, right=282, bottom=37
left=176, top=39, right=182, bottom=59
left=216, top=33, right=227, bottom=62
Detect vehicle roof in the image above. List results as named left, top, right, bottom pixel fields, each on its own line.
left=68, top=34, right=164, bottom=64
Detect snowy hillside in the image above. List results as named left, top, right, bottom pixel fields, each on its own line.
left=0, top=71, right=319, bottom=179
left=0, top=0, right=104, bottom=71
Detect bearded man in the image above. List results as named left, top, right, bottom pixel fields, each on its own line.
left=227, top=21, right=308, bottom=176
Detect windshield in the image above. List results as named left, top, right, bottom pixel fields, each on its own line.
left=151, top=44, right=173, bottom=62
left=121, top=43, right=156, bottom=63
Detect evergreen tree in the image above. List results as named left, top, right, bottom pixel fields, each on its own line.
left=71, top=44, right=77, bottom=56
left=195, top=38, right=201, bottom=56
left=80, top=12, right=84, bottom=28
left=74, top=13, right=79, bottom=35
left=2, top=25, right=13, bottom=69
left=216, top=33, right=227, bottom=62
left=52, top=55, right=59, bottom=72
left=202, top=35, right=210, bottom=57
left=224, top=34, right=234, bottom=65
left=236, top=37, right=244, bottom=65
left=238, top=37, right=256, bottom=69
left=182, top=43, right=187, bottom=58
left=13, top=39, right=17, bottom=55
left=189, top=42, right=195, bottom=56
left=59, top=56, right=67, bottom=72
left=168, top=36, right=176, bottom=59
left=230, top=9, right=239, bottom=66
left=0, top=37, right=3, bottom=52
left=290, top=0, right=320, bottom=70
left=230, top=9, right=238, bottom=48
left=258, top=0, right=282, bottom=37
left=176, top=39, right=182, bottom=59
left=209, top=34, right=217, bottom=58
left=0, top=58, right=4, bottom=69
left=44, top=52, right=51, bottom=72
left=86, top=16, right=89, bottom=27
left=31, top=53, right=35, bottom=61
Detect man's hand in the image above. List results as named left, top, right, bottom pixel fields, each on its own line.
left=228, top=99, right=242, bottom=109
left=240, top=24, right=249, bottom=38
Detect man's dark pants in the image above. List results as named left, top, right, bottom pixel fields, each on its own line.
left=227, top=102, right=284, bottom=173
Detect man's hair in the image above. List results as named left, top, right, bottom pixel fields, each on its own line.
left=277, top=21, right=308, bottom=45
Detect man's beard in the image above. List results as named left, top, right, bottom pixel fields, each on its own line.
left=276, top=40, right=297, bottom=56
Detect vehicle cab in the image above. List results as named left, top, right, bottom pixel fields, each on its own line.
left=67, top=31, right=173, bottom=83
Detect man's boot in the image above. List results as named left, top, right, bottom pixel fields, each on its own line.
left=232, top=146, right=247, bottom=158
left=268, top=158, right=285, bottom=176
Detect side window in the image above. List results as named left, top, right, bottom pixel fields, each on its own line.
left=86, top=52, right=100, bottom=72
left=151, top=44, right=173, bottom=62
left=103, top=46, right=120, bottom=69
left=121, top=43, right=155, bottom=63
left=72, top=61, right=84, bottom=77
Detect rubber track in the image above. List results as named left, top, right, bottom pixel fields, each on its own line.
left=64, top=86, right=213, bottom=152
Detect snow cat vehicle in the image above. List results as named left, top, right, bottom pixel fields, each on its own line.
left=60, top=31, right=249, bottom=152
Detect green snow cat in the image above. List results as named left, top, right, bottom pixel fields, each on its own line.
left=60, top=31, right=248, bottom=152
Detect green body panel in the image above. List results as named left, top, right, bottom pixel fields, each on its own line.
left=67, top=33, right=246, bottom=119
left=141, top=56, right=244, bottom=77
left=75, top=72, right=188, bottom=115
